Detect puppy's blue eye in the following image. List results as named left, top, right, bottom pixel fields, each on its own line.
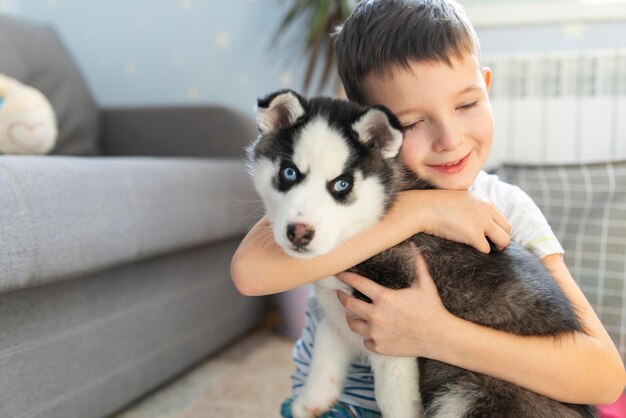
left=282, top=166, right=298, bottom=182
left=333, top=179, right=351, bottom=193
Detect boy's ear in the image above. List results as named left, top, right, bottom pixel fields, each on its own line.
left=352, top=105, right=404, bottom=159
left=256, top=89, right=306, bottom=135
left=482, top=66, right=492, bottom=93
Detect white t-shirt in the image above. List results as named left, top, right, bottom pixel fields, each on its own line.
left=288, top=171, right=565, bottom=412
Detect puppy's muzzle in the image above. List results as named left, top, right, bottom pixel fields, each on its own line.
left=287, top=223, right=315, bottom=247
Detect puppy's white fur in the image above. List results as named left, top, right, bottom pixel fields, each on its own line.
left=426, top=389, right=472, bottom=418
left=254, top=117, right=388, bottom=259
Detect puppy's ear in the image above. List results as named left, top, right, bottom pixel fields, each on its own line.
left=352, top=105, right=403, bottom=159
left=256, top=89, right=306, bottom=135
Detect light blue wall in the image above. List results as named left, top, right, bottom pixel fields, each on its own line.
left=478, top=21, right=626, bottom=55
left=5, top=0, right=626, bottom=118
left=9, top=0, right=323, bottom=118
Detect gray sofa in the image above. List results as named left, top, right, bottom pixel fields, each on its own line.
left=0, top=15, right=266, bottom=418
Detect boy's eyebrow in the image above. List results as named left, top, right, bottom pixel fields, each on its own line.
left=396, top=108, right=423, bottom=118
left=456, top=85, right=482, bottom=96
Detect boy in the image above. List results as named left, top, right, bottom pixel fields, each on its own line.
left=231, top=0, right=625, bottom=416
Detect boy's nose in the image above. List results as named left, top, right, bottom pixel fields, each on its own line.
left=433, top=122, right=463, bottom=152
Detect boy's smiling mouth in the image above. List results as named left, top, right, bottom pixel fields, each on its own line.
left=427, top=152, right=471, bottom=174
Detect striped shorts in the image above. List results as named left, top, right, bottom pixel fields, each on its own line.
left=280, top=397, right=381, bottom=418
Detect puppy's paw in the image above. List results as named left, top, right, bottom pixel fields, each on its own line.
left=291, top=395, right=338, bottom=418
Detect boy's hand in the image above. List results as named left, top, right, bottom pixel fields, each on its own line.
left=402, top=189, right=511, bottom=253
left=336, top=252, right=452, bottom=358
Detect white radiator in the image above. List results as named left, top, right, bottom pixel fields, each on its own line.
left=484, top=49, right=626, bottom=168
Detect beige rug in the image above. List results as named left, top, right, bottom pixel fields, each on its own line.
left=113, top=327, right=295, bottom=418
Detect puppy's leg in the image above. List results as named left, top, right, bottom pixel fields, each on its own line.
left=370, top=354, right=421, bottom=418
left=292, top=318, right=352, bottom=418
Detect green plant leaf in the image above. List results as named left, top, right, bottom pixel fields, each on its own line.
left=271, top=0, right=356, bottom=94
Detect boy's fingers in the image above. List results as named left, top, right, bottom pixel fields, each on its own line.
left=336, top=289, right=373, bottom=318
left=487, top=223, right=510, bottom=251
left=345, top=316, right=370, bottom=337
left=414, top=253, right=436, bottom=291
left=337, top=271, right=385, bottom=301
left=363, top=338, right=377, bottom=353
left=472, top=237, right=491, bottom=254
left=493, top=209, right=512, bottom=236
left=474, top=191, right=510, bottom=235
left=415, top=252, right=427, bottom=274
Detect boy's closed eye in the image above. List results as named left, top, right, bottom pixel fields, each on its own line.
left=457, top=100, right=479, bottom=111
left=400, top=100, right=480, bottom=133
left=401, top=120, right=424, bottom=133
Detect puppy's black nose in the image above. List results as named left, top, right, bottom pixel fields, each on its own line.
left=287, top=223, right=315, bottom=246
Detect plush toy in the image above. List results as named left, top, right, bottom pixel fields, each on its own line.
left=0, top=73, right=57, bottom=155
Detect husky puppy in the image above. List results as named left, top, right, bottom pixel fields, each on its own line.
left=247, top=89, right=597, bottom=418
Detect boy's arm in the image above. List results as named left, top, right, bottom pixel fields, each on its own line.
left=337, top=253, right=626, bottom=404
left=231, top=189, right=511, bottom=296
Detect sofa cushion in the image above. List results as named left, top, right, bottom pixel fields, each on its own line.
left=0, top=15, right=101, bottom=156
left=0, top=155, right=258, bottom=295
left=497, top=160, right=626, bottom=361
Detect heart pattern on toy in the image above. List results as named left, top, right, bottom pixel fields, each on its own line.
left=7, top=119, right=53, bottom=153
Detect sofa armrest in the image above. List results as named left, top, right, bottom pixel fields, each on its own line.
left=0, top=155, right=258, bottom=296
left=100, top=106, right=257, bottom=159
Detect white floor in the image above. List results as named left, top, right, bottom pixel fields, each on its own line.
left=112, top=327, right=295, bottom=418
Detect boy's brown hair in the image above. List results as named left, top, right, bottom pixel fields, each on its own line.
left=334, top=0, right=482, bottom=104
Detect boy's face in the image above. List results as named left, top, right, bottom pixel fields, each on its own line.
left=362, top=54, right=493, bottom=191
